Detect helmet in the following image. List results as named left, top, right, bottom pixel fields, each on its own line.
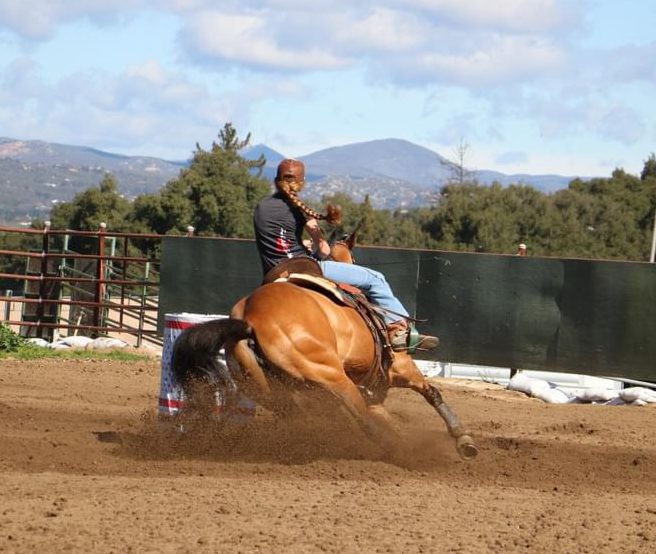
left=275, top=159, right=305, bottom=193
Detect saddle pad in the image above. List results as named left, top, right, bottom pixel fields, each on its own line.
left=274, top=273, right=346, bottom=305
left=262, top=256, right=322, bottom=284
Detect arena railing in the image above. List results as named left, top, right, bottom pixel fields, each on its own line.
left=0, top=222, right=175, bottom=348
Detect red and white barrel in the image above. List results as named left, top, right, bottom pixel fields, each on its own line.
left=158, top=313, right=256, bottom=420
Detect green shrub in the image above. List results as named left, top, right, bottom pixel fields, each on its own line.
left=0, top=323, right=26, bottom=352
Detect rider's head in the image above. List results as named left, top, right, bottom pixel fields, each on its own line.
left=274, top=158, right=342, bottom=225
left=275, top=159, right=305, bottom=194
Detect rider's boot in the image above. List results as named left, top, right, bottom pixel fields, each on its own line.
left=387, top=320, right=439, bottom=352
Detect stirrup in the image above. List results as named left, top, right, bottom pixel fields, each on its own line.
left=405, top=327, right=439, bottom=353
left=389, top=325, right=440, bottom=354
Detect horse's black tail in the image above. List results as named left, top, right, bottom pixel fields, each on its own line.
left=172, top=318, right=252, bottom=388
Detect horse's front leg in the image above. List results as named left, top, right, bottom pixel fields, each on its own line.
left=421, top=382, right=478, bottom=460
left=389, top=354, right=478, bottom=460
left=306, top=366, right=400, bottom=448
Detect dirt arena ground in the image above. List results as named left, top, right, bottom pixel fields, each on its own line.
left=0, top=356, right=654, bottom=553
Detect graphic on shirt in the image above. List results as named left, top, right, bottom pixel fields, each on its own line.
left=274, top=228, right=293, bottom=257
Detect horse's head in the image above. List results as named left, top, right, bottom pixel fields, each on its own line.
left=328, top=223, right=360, bottom=264
left=327, top=218, right=364, bottom=264
left=330, top=240, right=355, bottom=264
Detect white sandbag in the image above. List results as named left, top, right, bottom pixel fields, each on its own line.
left=619, top=387, right=656, bottom=404
left=26, top=338, right=50, bottom=348
left=90, top=337, right=128, bottom=349
left=508, top=372, right=545, bottom=395
left=629, top=399, right=648, bottom=406
left=529, top=380, right=552, bottom=396
left=49, top=341, right=70, bottom=349
left=575, top=388, right=620, bottom=403
left=507, top=372, right=572, bottom=403
left=533, top=387, right=572, bottom=404
left=58, top=335, right=94, bottom=348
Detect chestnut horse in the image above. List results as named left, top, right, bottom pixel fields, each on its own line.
left=173, top=232, right=478, bottom=460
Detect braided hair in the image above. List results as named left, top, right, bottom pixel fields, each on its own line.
left=274, top=159, right=341, bottom=225
left=276, top=179, right=342, bottom=225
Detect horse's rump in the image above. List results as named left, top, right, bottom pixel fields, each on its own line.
left=244, top=282, right=375, bottom=364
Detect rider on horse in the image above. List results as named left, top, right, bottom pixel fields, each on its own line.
left=253, top=158, right=439, bottom=352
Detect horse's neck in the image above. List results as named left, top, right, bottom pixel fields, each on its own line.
left=330, top=243, right=353, bottom=264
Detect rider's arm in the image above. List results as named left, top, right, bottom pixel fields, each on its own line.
left=305, top=218, right=330, bottom=260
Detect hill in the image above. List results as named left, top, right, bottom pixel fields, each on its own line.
left=0, top=137, right=582, bottom=224
left=0, top=138, right=184, bottom=224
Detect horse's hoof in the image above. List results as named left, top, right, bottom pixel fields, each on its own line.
left=456, top=435, right=478, bottom=460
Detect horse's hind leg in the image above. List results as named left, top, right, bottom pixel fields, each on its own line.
left=227, top=339, right=302, bottom=419
left=389, top=354, right=478, bottom=460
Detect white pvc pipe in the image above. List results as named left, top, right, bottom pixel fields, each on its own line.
left=416, top=361, right=623, bottom=391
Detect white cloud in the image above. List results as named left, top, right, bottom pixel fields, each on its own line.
left=496, top=150, right=528, bottom=165
left=179, top=11, right=349, bottom=71
left=0, top=0, right=146, bottom=40
left=169, top=3, right=574, bottom=89
left=386, top=35, right=566, bottom=87
left=604, top=41, right=656, bottom=83
left=434, top=114, right=480, bottom=146
left=0, top=1, right=578, bottom=87
left=592, top=105, right=645, bottom=145
left=397, top=0, right=581, bottom=33
left=0, top=56, right=41, bottom=96
left=331, top=7, right=426, bottom=54
left=0, top=56, right=238, bottom=158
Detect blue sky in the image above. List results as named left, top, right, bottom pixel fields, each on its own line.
left=0, top=0, right=654, bottom=177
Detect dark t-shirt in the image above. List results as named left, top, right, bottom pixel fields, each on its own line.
left=253, top=192, right=309, bottom=274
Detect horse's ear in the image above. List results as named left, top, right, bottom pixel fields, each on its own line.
left=345, top=218, right=364, bottom=249
left=344, top=231, right=356, bottom=250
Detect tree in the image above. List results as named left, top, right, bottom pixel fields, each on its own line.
left=129, top=123, right=270, bottom=238
left=49, top=173, right=132, bottom=232
left=440, top=138, right=474, bottom=185
left=641, top=153, right=656, bottom=181
left=557, top=169, right=653, bottom=260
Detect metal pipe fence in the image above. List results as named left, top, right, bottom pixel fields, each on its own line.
left=0, top=222, right=167, bottom=347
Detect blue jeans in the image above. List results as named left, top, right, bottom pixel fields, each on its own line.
left=318, top=260, right=408, bottom=324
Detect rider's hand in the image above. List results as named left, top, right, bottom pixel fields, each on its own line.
left=305, top=219, right=331, bottom=260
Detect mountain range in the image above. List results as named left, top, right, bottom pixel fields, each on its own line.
left=0, top=136, right=582, bottom=225
left=243, top=139, right=581, bottom=209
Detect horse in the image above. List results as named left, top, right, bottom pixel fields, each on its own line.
left=172, top=229, right=478, bottom=460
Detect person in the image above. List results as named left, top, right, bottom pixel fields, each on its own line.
left=253, top=158, right=439, bottom=352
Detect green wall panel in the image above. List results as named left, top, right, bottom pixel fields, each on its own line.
left=159, top=238, right=656, bottom=380
left=158, top=237, right=262, bottom=330
left=416, top=253, right=562, bottom=369
left=553, top=260, right=656, bottom=379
